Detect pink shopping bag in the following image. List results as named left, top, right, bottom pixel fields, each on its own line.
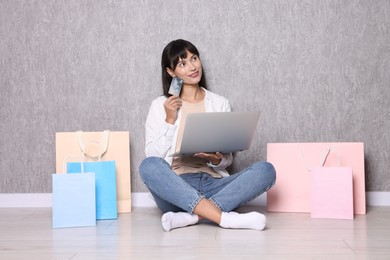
left=311, top=166, right=354, bottom=219
left=266, top=143, right=365, bottom=215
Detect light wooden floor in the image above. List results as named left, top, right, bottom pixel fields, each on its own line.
left=1, top=206, right=390, bottom=259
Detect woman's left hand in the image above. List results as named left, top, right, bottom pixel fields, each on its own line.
left=193, top=152, right=223, bottom=165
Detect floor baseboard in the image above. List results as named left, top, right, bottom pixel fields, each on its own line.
left=0, top=192, right=389, bottom=208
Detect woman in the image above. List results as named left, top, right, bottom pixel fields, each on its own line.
left=139, top=39, right=276, bottom=232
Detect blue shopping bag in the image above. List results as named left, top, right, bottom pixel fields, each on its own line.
left=52, top=172, right=96, bottom=228
left=67, top=161, right=118, bottom=220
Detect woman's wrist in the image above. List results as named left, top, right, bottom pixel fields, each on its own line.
left=210, top=159, right=221, bottom=165
left=210, top=152, right=223, bottom=165
left=165, top=117, right=176, bottom=125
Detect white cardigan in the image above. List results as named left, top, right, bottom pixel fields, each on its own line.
left=144, top=88, right=233, bottom=177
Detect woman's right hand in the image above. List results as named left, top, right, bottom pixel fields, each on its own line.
left=164, top=96, right=182, bottom=124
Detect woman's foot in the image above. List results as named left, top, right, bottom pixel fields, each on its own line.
left=219, top=211, right=266, bottom=230
left=161, top=212, right=199, bottom=232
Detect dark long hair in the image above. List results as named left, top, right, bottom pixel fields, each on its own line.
left=161, top=39, right=207, bottom=97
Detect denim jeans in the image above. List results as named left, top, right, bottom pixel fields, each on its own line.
left=139, top=156, right=276, bottom=213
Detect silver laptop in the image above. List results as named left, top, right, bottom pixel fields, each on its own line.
left=169, top=112, right=260, bottom=157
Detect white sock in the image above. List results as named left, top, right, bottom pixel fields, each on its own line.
left=219, top=211, right=267, bottom=231
left=161, top=212, right=199, bottom=232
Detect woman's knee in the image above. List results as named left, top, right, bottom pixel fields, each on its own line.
left=253, top=161, right=276, bottom=185
left=139, top=156, right=167, bottom=181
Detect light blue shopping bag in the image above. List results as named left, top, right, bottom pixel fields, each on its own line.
left=52, top=172, right=96, bottom=228
left=67, top=161, right=118, bottom=220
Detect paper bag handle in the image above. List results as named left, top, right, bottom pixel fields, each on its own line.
left=76, top=130, right=110, bottom=160
left=62, top=155, right=85, bottom=174
left=299, top=145, right=341, bottom=172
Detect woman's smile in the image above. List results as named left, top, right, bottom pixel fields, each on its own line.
left=188, top=71, right=199, bottom=78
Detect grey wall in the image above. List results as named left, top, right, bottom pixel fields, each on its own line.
left=1, top=0, right=389, bottom=193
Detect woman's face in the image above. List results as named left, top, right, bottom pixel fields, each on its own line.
left=168, top=50, right=203, bottom=86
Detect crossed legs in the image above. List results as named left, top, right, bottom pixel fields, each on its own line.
left=139, top=157, right=275, bottom=232
left=161, top=198, right=266, bottom=231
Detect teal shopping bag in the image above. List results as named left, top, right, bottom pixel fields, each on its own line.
left=52, top=172, right=96, bottom=228
left=67, top=161, right=118, bottom=220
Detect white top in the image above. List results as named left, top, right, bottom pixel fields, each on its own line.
left=144, top=88, right=233, bottom=177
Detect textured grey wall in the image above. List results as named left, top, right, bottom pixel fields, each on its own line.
left=1, top=0, right=389, bottom=193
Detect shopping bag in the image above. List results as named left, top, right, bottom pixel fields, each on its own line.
left=67, top=160, right=118, bottom=220
left=311, top=166, right=354, bottom=219
left=266, top=142, right=365, bottom=214
left=56, top=130, right=131, bottom=212
left=52, top=164, right=96, bottom=228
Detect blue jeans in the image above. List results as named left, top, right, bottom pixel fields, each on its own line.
left=139, top=156, right=276, bottom=213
